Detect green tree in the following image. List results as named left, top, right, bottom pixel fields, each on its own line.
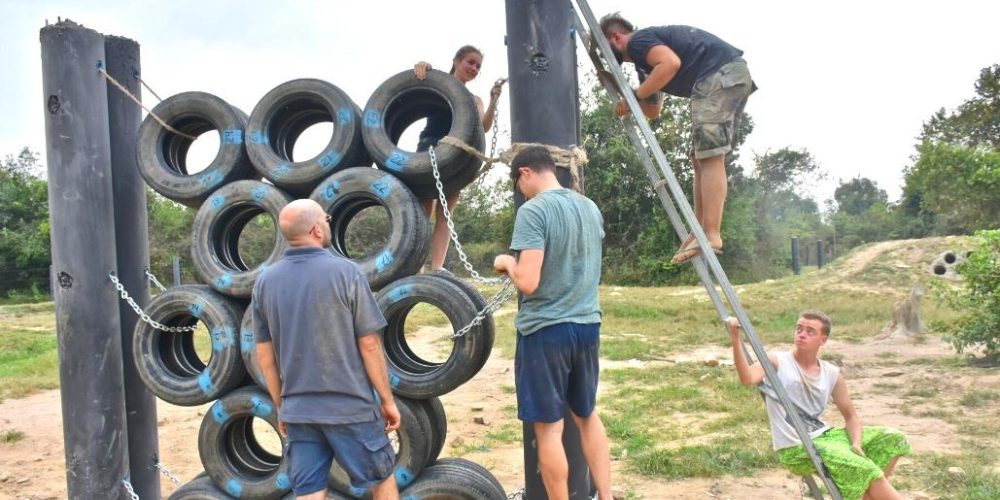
left=936, top=229, right=1000, bottom=359
left=906, top=142, right=1000, bottom=233
left=903, top=63, right=1000, bottom=234
left=834, top=177, right=888, bottom=216
left=146, top=190, right=197, bottom=284
left=0, top=148, right=50, bottom=296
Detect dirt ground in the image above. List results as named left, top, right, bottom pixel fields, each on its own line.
left=0, top=327, right=983, bottom=500
left=2, top=238, right=993, bottom=499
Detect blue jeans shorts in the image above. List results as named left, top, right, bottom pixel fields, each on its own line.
left=286, top=416, right=395, bottom=496
left=515, top=322, right=600, bottom=423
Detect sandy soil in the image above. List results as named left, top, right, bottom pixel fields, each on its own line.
left=0, top=239, right=986, bottom=499
left=0, top=328, right=975, bottom=500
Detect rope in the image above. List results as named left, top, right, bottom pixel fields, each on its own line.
left=437, top=136, right=588, bottom=192
left=139, top=77, right=164, bottom=102
left=97, top=62, right=197, bottom=140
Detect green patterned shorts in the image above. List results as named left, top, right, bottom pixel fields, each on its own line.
left=777, top=426, right=911, bottom=500
left=690, top=59, right=755, bottom=160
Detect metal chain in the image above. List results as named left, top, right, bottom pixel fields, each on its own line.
left=122, top=478, right=140, bottom=500
left=475, top=92, right=502, bottom=189
left=154, top=462, right=183, bottom=486
left=429, top=145, right=504, bottom=284
left=144, top=267, right=167, bottom=293
left=109, top=272, right=197, bottom=333
left=450, top=278, right=517, bottom=339
left=506, top=486, right=526, bottom=500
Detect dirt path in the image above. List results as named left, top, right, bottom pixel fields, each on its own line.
left=0, top=326, right=968, bottom=499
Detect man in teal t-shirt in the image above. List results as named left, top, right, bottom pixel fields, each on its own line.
left=493, top=145, right=613, bottom=500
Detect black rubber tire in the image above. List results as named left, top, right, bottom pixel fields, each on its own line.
left=375, top=274, right=493, bottom=399
left=418, top=396, right=448, bottom=465
left=309, top=167, right=430, bottom=290
left=327, top=396, right=430, bottom=497
left=430, top=270, right=495, bottom=375
left=399, top=460, right=506, bottom=500
left=247, top=79, right=371, bottom=197
left=132, top=285, right=246, bottom=406
left=240, top=305, right=268, bottom=390
left=199, top=386, right=291, bottom=499
left=361, top=69, right=484, bottom=199
left=167, top=473, right=230, bottom=499
left=280, top=491, right=353, bottom=500
left=136, top=91, right=256, bottom=207
left=192, top=180, right=293, bottom=298
left=430, top=457, right=507, bottom=498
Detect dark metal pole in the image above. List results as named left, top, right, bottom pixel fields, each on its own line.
left=790, top=237, right=800, bottom=275
left=817, top=240, right=824, bottom=268
left=505, top=2, right=591, bottom=499
left=105, top=34, right=160, bottom=499
left=173, top=256, right=182, bottom=287
left=41, top=20, right=130, bottom=499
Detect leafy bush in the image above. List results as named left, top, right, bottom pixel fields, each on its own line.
left=937, top=229, right=1000, bottom=358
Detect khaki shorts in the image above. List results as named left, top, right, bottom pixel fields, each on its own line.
left=690, top=59, right=755, bottom=160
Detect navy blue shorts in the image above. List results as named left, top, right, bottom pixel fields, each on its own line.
left=515, top=322, right=600, bottom=423
left=286, top=417, right=395, bottom=496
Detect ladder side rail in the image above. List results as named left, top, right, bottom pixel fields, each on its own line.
left=571, top=3, right=841, bottom=497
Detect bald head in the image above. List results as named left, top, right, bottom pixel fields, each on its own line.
left=278, top=199, right=327, bottom=246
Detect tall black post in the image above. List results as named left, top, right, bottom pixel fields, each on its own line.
left=41, top=21, right=131, bottom=499
left=791, top=237, right=800, bottom=275
left=817, top=240, right=825, bottom=268
left=505, top=2, right=591, bottom=499
left=173, top=256, right=182, bottom=287
left=106, top=35, right=160, bottom=499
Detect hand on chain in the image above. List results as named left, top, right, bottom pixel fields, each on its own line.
left=414, top=61, right=432, bottom=80
left=490, top=77, right=507, bottom=100
left=493, top=254, right=515, bottom=275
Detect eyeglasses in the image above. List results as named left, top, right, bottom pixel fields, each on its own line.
left=324, top=214, right=332, bottom=223
left=510, top=166, right=524, bottom=185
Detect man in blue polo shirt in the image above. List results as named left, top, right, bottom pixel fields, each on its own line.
left=253, top=199, right=400, bottom=500
left=493, top=146, right=613, bottom=500
left=600, top=12, right=756, bottom=266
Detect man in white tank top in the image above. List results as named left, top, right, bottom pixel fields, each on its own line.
left=727, top=311, right=911, bottom=500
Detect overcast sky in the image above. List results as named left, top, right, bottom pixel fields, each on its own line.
left=2, top=0, right=998, bottom=203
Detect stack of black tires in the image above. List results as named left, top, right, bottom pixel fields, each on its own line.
left=131, top=71, right=505, bottom=499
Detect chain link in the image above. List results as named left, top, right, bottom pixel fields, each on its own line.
left=506, top=486, right=526, bottom=500
left=122, top=478, right=140, bottom=500
left=450, top=278, right=517, bottom=339
left=429, top=145, right=504, bottom=285
left=109, top=272, right=197, bottom=333
left=144, top=267, right=167, bottom=293
left=154, top=462, right=183, bottom=486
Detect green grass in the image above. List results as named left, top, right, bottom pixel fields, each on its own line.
left=453, top=421, right=523, bottom=456
left=0, top=429, right=25, bottom=443
left=0, top=329, right=59, bottom=400
left=960, top=390, right=1000, bottom=408
left=599, top=363, right=777, bottom=479
left=895, top=445, right=1000, bottom=499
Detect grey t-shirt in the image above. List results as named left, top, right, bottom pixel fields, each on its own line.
left=252, top=247, right=387, bottom=424
left=510, top=188, right=604, bottom=335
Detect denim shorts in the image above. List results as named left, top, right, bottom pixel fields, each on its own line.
left=515, top=322, right=600, bottom=423
left=286, top=416, right=395, bottom=496
left=690, top=58, right=756, bottom=160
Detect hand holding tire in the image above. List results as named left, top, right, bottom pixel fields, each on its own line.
left=414, top=61, right=432, bottom=80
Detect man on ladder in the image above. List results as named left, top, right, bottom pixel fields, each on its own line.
left=598, top=13, right=756, bottom=265
left=727, top=312, right=911, bottom=500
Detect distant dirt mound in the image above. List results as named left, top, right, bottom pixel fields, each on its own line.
left=817, top=236, right=974, bottom=289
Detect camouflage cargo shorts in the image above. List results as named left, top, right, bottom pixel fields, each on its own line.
left=690, top=58, right=755, bottom=160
